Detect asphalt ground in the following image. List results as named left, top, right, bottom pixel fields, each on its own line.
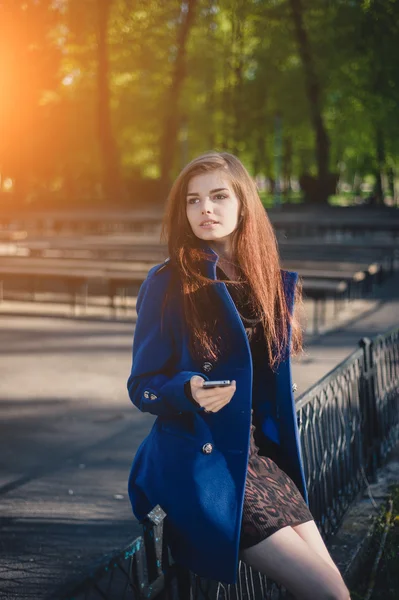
left=0, top=272, right=398, bottom=599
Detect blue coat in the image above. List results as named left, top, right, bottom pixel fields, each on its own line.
left=127, top=245, right=308, bottom=584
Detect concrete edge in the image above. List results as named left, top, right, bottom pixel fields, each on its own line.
left=327, top=443, right=399, bottom=589
left=340, top=512, right=378, bottom=589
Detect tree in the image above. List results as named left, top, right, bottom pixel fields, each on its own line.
left=1, top=0, right=398, bottom=208
left=97, top=0, right=126, bottom=200
left=159, top=0, right=199, bottom=187
left=288, top=0, right=333, bottom=204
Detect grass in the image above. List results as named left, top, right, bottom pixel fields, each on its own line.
left=258, top=190, right=372, bottom=209
left=350, top=483, right=399, bottom=600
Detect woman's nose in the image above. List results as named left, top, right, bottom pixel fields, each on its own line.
left=201, top=198, right=213, bottom=214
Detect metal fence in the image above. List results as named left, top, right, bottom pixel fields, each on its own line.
left=64, top=326, right=399, bottom=600
left=63, top=507, right=286, bottom=600
left=296, top=328, right=399, bottom=540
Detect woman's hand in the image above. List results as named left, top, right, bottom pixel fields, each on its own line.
left=190, top=376, right=236, bottom=413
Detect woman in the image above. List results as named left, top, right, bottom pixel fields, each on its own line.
left=127, top=152, right=350, bottom=600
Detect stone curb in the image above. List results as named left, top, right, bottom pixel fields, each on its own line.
left=327, top=444, right=399, bottom=589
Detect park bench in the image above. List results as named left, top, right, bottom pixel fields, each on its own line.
left=301, top=279, right=348, bottom=334
left=12, top=243, right=396, bottom=278
left=3, top=229, right=397, bottom=271
left=290, top=264, right=382, bottom=296
left=0, top=253, right=388, bottom=331
left=279, top=239, right=398, bottom=275
left=0, top=265, right=146, bottom=313
left=0, top=209, right=163, bottom=235
left=18, top=239, right=167, bottom=262
left=2, top=206, right=398, bottom=238
left=0, top=256, right=153, bottom=274
left=0, top=267, right=372, bottom=336
left=1, top=230, right=394, bottom=329
left=283, top=260, right=384, bottom=332
left=270, top=211, right=399, bottom=241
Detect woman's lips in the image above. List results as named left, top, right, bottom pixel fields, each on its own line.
left=200, top=221, right=219, bottom=228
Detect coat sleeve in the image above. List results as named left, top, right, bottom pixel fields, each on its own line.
left=127, top=270, right=209, bottom=416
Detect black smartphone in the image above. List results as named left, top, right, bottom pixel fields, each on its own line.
left=202, top=380, right=232, bottom=389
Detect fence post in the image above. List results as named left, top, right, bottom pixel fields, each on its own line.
left=135, top=504, right=171, bottom=598
left=142, top=505, right=194, bottom=599
left=359, top=337, right=379, bottom=482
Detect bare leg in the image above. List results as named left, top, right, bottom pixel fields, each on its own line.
left=292, top=521, right=342, bottom=576
left=239, top=525, right=350, bottom=600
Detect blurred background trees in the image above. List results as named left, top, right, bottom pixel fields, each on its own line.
left=0, top=0, right=398, bottom=208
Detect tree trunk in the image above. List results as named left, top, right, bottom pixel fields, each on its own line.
left=159, top=0, right=198, bottom=187
left=289, top=0, right=331, bottom=203
left=387, top=166, right=395, bottom=203
left=231, top=7, right=245, bottom=154
left=253, top=133, right=264, bottom=178
left=283, top=137, right=293, bottom=199
left=97, top=0, right=124, bottom=202
left=205, top=0, right=217, bottom=150
left=372, top=127, right=385, bottom=206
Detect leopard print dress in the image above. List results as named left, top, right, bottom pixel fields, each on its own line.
left=217, top=268, right=313, bottom=551
left=239, top=412, right=313, bottom=550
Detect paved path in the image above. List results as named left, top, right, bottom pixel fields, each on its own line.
left=0, top=318, right=152, bottom=599
left=292, top=270, right=399, bottom=395
left=0, top=273, right=398, bottom=599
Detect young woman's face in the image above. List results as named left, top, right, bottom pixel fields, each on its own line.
left=185, top=170, right=241, bottom=244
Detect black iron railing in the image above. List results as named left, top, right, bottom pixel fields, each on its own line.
left=65, top=326, right=399, bottom=600
left=63, top=504, right=286, bottom=600
left=372, top=328, right=399, bottom=462
left=296, top=350, right=365, bottom=538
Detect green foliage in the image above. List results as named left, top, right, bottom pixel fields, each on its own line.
left=350, top=484, right=399, bottom=600
left=0, top=0, right=398, bottom=205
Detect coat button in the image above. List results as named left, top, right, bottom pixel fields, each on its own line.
left=150, top=393, right=158, bottom=400
left=202, top=443, right=213, bottom=454
left=143, top=390, right=150, bottom=399
left=292, top=383, right=298, bottom=392
left=202, top=362, right=213, bottom=373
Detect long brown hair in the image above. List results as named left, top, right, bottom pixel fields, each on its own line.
left=161, top=151, right=304, bottom=370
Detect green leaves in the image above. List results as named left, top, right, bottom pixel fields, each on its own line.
left=1, top=0, right=397, bottom=206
